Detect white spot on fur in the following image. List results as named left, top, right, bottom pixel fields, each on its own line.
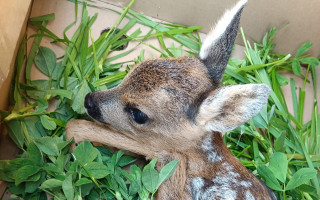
left=191, top=163, right=254, bottom=199
left=201, top=135, right=222, bottom=162
left=192, top=177, right=237, bottom=200
left=214, top=163, right=239, bottom=185
left=199, top=0, right=248, bottom=59
left=202, top=186, right=237, bottom=200
left=245, top=190, right=256, bottom=200
left=191, top=177, right=204, bottom=200
left=222, top=163, right=240, bottom=178
left=240, top=180, right=252, bottom=187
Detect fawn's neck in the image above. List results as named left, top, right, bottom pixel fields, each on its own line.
left=187, top=132, right=248, bottom=180
left=184, top=132, right=274, bottom=200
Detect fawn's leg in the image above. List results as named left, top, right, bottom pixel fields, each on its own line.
left=65, top=120, right=156, bottom=158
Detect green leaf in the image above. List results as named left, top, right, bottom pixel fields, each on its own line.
left=274, top=132, right=286, bottom=152
left=120, top=168, right=140, bottom=195
left=46, top=89, right=73, bottom=99
left=34, top=136, right=59, bottom=156
left=43, top=163, right=60, bottom=173
left=295, top=184, right=317, bottom=194
left=81, top=162, right=109, bottom=179
left=52, top=61, right=64, bottom=80
left=252, top=112, right=268, bottom=128
left=10, top=36, right=25, bottom=110
left=14, top=165, right=41, bottom=185
left=5, top=158, right=33, bottom=180
left=114, top=170, right=128, bottom=193
left=30, top=13, right=55, bottom=22
left=130, top=164, right=142, bottom=184
left=118, top=155, right=136, bottom=167
left=87, top=189, right=100, bottom=200
left=80, top=182, right=94, bottom=197
left=96, top=146, right=113, bottom=157
left=142, top=168, right=159, bottom=193
left=25, top=172, right=46, bottom=193
left=143, top=158, right=158, bottom=171
left=92, top=71, right=127, bottom=88
left=299, top=57, right=319, bottom=66
left=28, top=171, right=42, bottom=182
left=62, top=174, right=74, bottom=200
left=25, top=117, right=48, bottom=138
left=26, top=21, right=48, bottom=84
left=27, top=142, right=43, bottom=166
left=290, top=78, right=298, bottom=120
left=275, top=73, right=288, bottom=86
left=268, top=152, right=288, bottom=183
left=27, top=80, right=50, bottom=100
left=111, top=150, right=125, bottom=166
left=55, top=154, right=69, bottom=173
left=34, top=46, right=57, bottom=77
left=0, top=160, right=12, bottom=182
left=158, top=160, right=178, bottom=187
left=292, top=59, right=301, bottom=75
left=60, top=76, right=79, bottom=90
left=6, top=119, right=25, bottom=149
left=295, top=42, right=312, bottom=57
left=73, top=141, right=98, bottom=165
left=71, top=80, right=91, bottom=114
left=257, top=165, right=282, bottom=191
left=286, top=168, right=317, bottom=190
left=40, top=115, right=57, bottom=130
left=57, top=138, right=74, bottom=151
left=75, top=178, right=92, bottom=186
left=7, top=182, right=25, bottom=195
left=39, top=178, right=63, bottom=189
left=36, top=98, right=49, bottom=109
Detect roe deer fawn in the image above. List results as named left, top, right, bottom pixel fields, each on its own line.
left=66, top=0, right=276, bottom=199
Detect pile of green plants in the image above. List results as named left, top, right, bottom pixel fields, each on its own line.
left=224, top=28, right=320, bottom=199
left=0, top=0, right=319, bottom=199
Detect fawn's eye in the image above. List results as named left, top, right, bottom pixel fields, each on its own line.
left=128, top=108, right=149, bottom=125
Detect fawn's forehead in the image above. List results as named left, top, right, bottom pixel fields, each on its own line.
left=120, top=57, right=214, bottom=105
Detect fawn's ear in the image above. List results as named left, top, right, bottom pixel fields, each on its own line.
left=197, top=84, right=270, bottom=133
left=199, top=0, right=247, bottom=85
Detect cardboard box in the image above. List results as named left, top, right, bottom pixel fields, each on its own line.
left=0, top=0, right=319, bottom=198
left=0, top=1, right=32, bottom=197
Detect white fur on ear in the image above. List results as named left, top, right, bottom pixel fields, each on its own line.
left=199, top=0, right=248, bottom=60
left=197, top=84, right=270, bottom=133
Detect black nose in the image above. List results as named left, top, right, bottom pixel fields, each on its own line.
left=84, top=93, right=94, bottom=110
left=84, top=93, right=104, bottom=123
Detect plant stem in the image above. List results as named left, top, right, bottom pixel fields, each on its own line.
left=4, top=112, right=52, bottom=121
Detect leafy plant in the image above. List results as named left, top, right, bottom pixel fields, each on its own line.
left=224, top=27, right=320, bottom=199
left=0, top=0, right=319, bottom=199
left=0, top=138, right=177, bottom=199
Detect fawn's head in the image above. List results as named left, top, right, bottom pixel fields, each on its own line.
left=85, top=0, right=270, bottom=151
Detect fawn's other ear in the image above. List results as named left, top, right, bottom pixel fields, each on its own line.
left=199, top=0, right=247, bottom=85
left=197, top=84, right=270, bottom=133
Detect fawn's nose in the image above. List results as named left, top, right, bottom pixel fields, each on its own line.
left=84, top=93, right=104, bottom=123
left=84, top=93, right=94, bottom=110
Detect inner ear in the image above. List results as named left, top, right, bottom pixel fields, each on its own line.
left=196, top=84, right=271, bottom=133
left=187, top=89, right=213, bottom=123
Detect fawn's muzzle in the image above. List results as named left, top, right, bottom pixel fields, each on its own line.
left=84, top=93, right=104, bottom=123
